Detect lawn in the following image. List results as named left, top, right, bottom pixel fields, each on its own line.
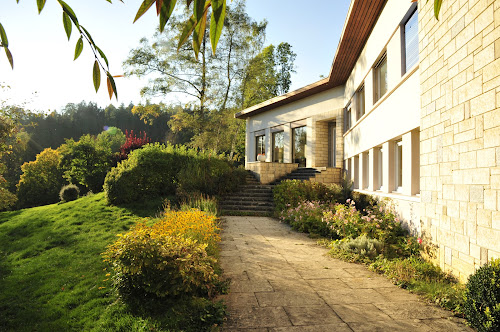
left=0, top=193, right=222, bottom=331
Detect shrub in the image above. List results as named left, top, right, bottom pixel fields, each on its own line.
left=351, top=191, right=377, bottom=212
left=103, top=210, right=221, bottom=301
left=105, top=144, right=246, bottom=205
left=59, top=135, right=112, bottom=193
left=279, top=201, right=335, bottom=237
left=177, top=158, right=246, bottom=197
left=180, top=193, right=219, bottom=217
left=116, top=130, right=151, bottom=162
left=323, top=200, right=363, bottom=239
left=273, top=180, right=343, bottom=212
left=0, top=176, right=16, bottom=210
left=370, top=256, right=449, bottom=288
left=330, top=235, right=384, bottom=262
left=16, top=148, right=66, bottom=208
left=96, top=127, right=126, bottom=154
left=463, top=258, right=500, bottom=332
left=59, top=184, right=80, bottom=202
left=155, top=209, right=221, bottom=255
left=104, top=144, right=190, bottom=204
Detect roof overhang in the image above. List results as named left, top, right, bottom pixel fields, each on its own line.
left=235, top=0, right=387, bottom=119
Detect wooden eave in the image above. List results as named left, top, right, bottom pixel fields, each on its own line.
left=235, top=0, right=386, bottom=119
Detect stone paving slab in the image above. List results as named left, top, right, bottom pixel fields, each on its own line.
left=219, top=216, right=473, bottom=331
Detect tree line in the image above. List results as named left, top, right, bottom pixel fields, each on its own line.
left=0, top=0, right=296, bottom=210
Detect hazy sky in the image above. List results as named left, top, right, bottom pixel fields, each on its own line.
left=1, top=0, right=351, bottom=113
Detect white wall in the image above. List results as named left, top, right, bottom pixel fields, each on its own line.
left=344, top=71, right=421, bottom=158
left=247, top=86, right=345, bottom=133
left=246, top=86, right=345, bottom=164
left=344, top=0, right=417, bottom=101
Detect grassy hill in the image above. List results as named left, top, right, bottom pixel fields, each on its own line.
left=0, top=193, right=220, bottom=331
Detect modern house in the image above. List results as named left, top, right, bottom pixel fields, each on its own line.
left=235, top=0, right=500, bottom=281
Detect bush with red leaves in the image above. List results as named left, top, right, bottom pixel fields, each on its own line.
left=116, top=130, right=151, bottom=162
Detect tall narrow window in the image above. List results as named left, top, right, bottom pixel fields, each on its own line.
left=292, top=126, right=307, bottom=167
left=345, top=104, right=352, bottom=131
left=373, top=53, right=388, bottom=103
left=404, top=9, right=419, bottom=73
left=362, top=151, right=369, bottom=190
left=377, top=146, right=383, bottom=191
left=356, top=85, right=365, bottom=120
left=395, top=140, right=403, bottom=191
left=255, top=135, right=265, bottom=161
left=272, top=131, right=284, bottom=163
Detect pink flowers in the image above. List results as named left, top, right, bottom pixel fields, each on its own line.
left=417, top=237, right=423, bottom=244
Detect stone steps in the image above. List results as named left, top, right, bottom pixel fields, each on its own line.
left=220, top=172, right=275, bottom=216
left=271, top=168, right=321, bottom=184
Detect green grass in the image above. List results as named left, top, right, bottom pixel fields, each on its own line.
left=0, top=193, right=224, bottom=331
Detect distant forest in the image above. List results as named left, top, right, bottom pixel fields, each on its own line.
left=3, top=101, right=192, bottom=192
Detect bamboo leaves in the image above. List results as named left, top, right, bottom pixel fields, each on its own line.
left=434, top=0, right=443, bottom=20
left=62, top=12, right=72, bottom=40
left=37, top=0, right=47, bottom=14
left=74, top=37, right=83, bottom=60
left=93, top=60, right=101, bottom=93
left=0, top=23, right=13, bottom=69
left=209, top=0, right=225, bottom=55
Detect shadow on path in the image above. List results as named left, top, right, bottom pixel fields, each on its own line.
left=219, top=216, right=472, bottom=332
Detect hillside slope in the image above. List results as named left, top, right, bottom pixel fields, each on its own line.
left=0, top=193, right=166, bottom=331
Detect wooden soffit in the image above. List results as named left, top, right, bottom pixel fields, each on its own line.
left=235, top=0, right=387, bottom=119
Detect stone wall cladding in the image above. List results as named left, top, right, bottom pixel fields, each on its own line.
left=314, top=122, right=330, bottom=167
left=246, top=162, right=298, bottom=184
left=309, top=168, right=343, bottom=185
left=419, top=0, right=500, bottom=281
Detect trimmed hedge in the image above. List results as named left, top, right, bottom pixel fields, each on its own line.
left=104, top=144, right=245, bottom=205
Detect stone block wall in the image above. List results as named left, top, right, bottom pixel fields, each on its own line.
left=246, top=162, right=298, bottom=184
left=309, top=168, right=343, bottom=185
left=314, top=121, right=330, bottom=167
left=419, top=0, right=500, bottom=281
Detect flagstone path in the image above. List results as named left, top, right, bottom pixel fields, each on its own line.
left=219, top=216, right=472, bottom=332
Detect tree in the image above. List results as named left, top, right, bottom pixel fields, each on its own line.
left=16, top=148, right=65, bottom=208
left=59, top=135, right=112, bottom=193
left=241, top=43, right=296, bottom=108
left=125, top=1, right=270, bottom=155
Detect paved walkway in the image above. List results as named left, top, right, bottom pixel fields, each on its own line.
left=219, top=216, right=472, bottom=332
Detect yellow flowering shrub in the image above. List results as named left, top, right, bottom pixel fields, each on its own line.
left=103, top=210, right=221, bottom=300
left=154, top=209, right=220, bottom=254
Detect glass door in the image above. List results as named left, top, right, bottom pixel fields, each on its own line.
left=292, top=126, right=307, bottom=167
left=272, top=131, right=284, bottom=163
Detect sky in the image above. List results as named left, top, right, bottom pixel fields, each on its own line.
left=0, top=0, right=351, bottom=113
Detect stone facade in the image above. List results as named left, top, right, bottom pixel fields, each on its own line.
left=246, top=162, right=298, bottom=184
left=419, top=0, right=500, bottom=281
left=309, top=167, right=343, bottom=185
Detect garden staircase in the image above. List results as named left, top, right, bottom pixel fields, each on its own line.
left=219, top=172, right=274, bottom=215
left=271, top=167, right=321, bottom=185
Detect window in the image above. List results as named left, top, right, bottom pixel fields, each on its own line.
left=404, top=9, right=419, bottom=73
left=255, top=135, right=265, bottom=160
left=356, top=85, right=365, bottom=120
left=377, top=146, right=383, bottom=191
left=292, top=126, right=307, bottom=167
left=373, top=53, right=388, bottom=103
left=362, top=151, right=369, bottom=190
left=272, top=131, right=284, bottom=163
left=395, top=140, right=403, bottom=191
left=353, top=155, right=359, bottom=189
left=345, top=103, right=352, bottom=131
